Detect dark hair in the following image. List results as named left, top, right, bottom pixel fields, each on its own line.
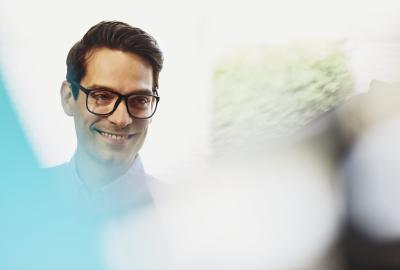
left=66, top=21, right=163, bottom=98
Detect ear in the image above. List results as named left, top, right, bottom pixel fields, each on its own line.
left=60, top=81, right=74, bottom=116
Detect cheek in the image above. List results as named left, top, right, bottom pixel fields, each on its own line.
left=131, top=120, right=149, bottom=146
left=74, top=115, right=92, bottom=143
left=134, top=119, right=150, bottom=131
left=73, top=103, right=99, bottom=137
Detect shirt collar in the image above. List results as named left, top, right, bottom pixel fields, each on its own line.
left=69, top=154, right=153, bottom=216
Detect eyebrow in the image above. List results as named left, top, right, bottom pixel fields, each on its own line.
left=88, top=84, right=153, bottom=95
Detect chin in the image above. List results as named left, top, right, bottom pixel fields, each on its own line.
left=83, top=133, right=144, bottom=166
left=96, top=150, right=137, bottom=165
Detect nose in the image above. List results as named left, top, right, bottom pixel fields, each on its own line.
left=107, top=100, right=133, bottom=128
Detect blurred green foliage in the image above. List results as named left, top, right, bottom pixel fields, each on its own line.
left=212, top=42, right=354, bottom=152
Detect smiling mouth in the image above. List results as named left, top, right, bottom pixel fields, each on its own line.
left=95, top=129, right=134, bottom=143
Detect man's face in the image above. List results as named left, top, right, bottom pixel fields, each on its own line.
left=64, top=48, right=153, bottom=166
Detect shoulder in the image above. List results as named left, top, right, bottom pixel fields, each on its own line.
left=145, top=173, right=161, bottom=183
left=44, top=162, right=74, bottom=179
left=42, top=162, right=83, bottom=194
left=45, top=162, right=70, bottom=173
left=144, top=173, right=172, bottom=202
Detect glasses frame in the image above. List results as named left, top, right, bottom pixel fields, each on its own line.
left=71, top=81, right=160, bottom=119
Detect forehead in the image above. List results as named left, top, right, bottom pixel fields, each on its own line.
left=82, top=48, right=153, bottom=93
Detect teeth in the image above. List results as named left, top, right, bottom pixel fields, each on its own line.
left=100, top=131, right=127, bottom=140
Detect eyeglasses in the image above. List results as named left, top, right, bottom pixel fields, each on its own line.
left=71, top=81, right=160, bottom=119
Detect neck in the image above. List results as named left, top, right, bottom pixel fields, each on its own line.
left=74, top=149, right=136, bottom=191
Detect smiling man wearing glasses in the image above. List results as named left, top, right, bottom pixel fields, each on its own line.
left=56, top=21, right=163, bottom=211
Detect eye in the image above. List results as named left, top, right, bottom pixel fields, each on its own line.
left=138, top=96, right=149, bottom=104
left=90, top=91, right=115, bottom=101
left=135, top=96, right=150, bottom=104
left=129, top=96, right=151, bottom=109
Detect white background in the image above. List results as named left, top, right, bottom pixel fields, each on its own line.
left=1, top=0, right=400, bottom=176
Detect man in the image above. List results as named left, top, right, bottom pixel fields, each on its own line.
left=48, top=22, right=171, bottom=269
left=52, top=21, right=163, bottom=214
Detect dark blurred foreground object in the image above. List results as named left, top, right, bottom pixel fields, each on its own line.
left=344, top=223, right=400, bottom=270
left=303, top=80, right=400, bottom=270
left=339, top=81, right=400, bottom=270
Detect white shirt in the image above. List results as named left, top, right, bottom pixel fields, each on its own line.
left=47, top=154, right=155, bottom=217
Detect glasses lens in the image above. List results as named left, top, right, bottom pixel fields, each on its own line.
left=127, top=95, right=157, bottom=118
left=87, top=90, right=119, bottom=114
